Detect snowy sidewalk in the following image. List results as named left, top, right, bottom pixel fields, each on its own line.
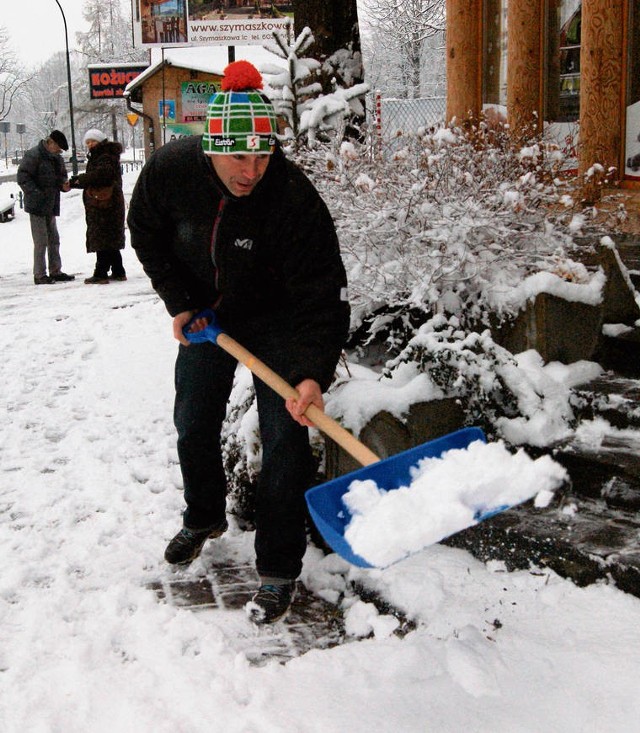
left=1, top=173, right=640, bottom=732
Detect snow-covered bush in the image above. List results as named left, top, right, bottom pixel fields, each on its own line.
left=383, top=315, right=522, bottom=436
left=282, top=118, right=622, bottom=449
left=295, top=120, right=612, bottom=358
left=221, top=370, right=260, bottom=528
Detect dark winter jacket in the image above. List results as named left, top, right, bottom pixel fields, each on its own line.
left=128, top=136, right=350, bottom=391
left=70, top=140, right=125, bottom=252
left=17, top=141, right=68, bottom=216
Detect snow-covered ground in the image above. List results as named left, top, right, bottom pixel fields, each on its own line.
left=1, top=172, right=640, bottom=732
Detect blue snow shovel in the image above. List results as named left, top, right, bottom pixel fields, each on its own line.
left=184, top=309, right=504, bottom=569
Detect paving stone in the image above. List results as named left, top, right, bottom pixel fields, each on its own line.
left=148, top=561, right=346, bottom=665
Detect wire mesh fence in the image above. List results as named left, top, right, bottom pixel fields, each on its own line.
left=369, top=92, right=447, bottom=156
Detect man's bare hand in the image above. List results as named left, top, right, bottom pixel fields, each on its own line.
left=172, top=310, right=199, bottom=345
left=285, top=379, right=323, bottom=427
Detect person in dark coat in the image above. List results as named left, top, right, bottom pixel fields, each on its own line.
left=69, top=129, right=126, bottom=284
left=128, top=61, right=350, bottom=625
left=17, top=130, right=75, bottom=285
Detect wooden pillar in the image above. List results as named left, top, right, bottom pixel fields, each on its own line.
left=446, top=0, right=482, bottom=124
left=507, top=0, right=543, bottom=138
left=579, top=0, right=624, bottom=176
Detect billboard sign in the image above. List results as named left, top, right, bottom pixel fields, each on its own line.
left=181, top=80, right=219, bottom=122
left=131, top=0, right=292, bottom=48
left=88, top=64, right=148, bottom=99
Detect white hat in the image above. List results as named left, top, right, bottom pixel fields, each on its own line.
left=83, top=128, right=107, bottom=145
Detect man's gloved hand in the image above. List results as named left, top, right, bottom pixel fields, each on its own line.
left=68, top=176, right=80, bottom=188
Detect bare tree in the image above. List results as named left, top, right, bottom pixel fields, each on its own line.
left=22, top=52, right=75, bottom=138
left=0, top=26, right=31, bottom=121
left=361, top=0, right=445, bottom=98
left=77, top=0, right=145, bottom=63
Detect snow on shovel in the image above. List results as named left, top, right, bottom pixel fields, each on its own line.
left=184, top=309, right=567, bottom=569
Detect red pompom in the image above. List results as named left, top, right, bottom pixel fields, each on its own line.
left=221, top=60, right=264, bottom=92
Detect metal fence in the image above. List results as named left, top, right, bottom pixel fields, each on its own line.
left=371, top=92, right=446, bottom=153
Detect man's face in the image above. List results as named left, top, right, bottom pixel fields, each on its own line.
left=45, top=139, right=62, bottom=154
left=209, top=153, right=270, bottom=197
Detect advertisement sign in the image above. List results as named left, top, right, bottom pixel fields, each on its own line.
left=158, top=100, right=177, bottom=121
left=163, top=122, right=206, bottom=140
left=181, top=80, right=219, bottom=122
left=131, top=0, right=292, bottom=48
left=88, top=64, right=148, bottom=99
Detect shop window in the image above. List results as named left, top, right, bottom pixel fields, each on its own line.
left=626, top=0, right=640, bottom=178
left=483, top=0, right=508, bottom=111
left=546, top=0, right=581, bottom=123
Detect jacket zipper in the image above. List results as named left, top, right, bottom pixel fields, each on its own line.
left=210, top=196, right=227, bottom=307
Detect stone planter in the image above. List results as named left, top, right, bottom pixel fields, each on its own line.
left=324, top=397, right=465, bottom=479
left=493, top=292, right=603, bottom=364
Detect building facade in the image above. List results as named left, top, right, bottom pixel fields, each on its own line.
left=126, top=59, right=223, bottom=158
left=446, top=0, right=640, bottom=186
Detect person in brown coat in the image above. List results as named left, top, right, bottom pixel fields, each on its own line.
left=69, top=129, right=126, bottom=283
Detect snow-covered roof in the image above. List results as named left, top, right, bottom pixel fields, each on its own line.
left=124, top=45, right=285, bottom=94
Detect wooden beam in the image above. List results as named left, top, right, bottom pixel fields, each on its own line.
left=446, top=0, right=482, bottom=124
left=579, top=0, right=624, bottom=176
left=507, top=0, right=543, bottom=138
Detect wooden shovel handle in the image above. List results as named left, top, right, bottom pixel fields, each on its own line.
left=217, top=333, right=380, bottom=467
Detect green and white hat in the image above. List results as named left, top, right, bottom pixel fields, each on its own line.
left=202, top=60, right=277, bottom=155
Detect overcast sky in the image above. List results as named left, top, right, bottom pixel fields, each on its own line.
left=2, top=0, right=92, bottom=65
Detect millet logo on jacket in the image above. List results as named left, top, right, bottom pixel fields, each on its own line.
left=234, top=238, right=253, bottom=250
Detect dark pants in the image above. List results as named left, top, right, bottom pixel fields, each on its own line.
left=30, top=215, right=62, bottom=278
left=174, top=330, right=314, bottom=580
left=93, top=250, right=125, bottom=278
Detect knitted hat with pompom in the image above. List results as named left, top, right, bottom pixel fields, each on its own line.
left=202, top=60, right=277, bottom=155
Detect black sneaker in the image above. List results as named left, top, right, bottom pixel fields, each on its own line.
left=34, top=275, right=55, bottom=285
left=164, top=520, right=228, bottom=565
left=84, top=276, right=110, bottom=284
left=246, top=582, right=296, bottom=625
left=50, top=272, right=75, bottom=281
left=109, top=274, right=127, bottom=281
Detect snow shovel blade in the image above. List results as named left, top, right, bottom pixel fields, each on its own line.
left=305, top=427, right=494, bottom=568
left=182, top=311, right=503, bottom=569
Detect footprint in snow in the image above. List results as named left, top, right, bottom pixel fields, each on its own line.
left=445, top=625, right=504, bottom=698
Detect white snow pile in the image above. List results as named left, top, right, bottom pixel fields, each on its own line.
left=343, top=439, right=566, bottom=567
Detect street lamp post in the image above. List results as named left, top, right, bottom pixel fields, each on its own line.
left=53, top=0, right=78, bottom=176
